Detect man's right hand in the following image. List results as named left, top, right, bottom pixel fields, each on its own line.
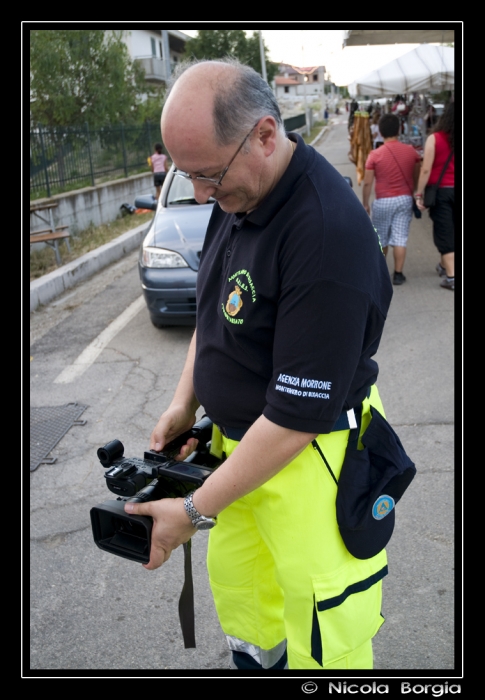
left=150, top=406, right=199, bottom=460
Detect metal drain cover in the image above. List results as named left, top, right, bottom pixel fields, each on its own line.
left=30, top=403, right=88, bottom=472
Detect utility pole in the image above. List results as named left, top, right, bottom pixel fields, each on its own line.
left=322, top=67, right=326, bottom=122
left=303, top=76, right=310, bottom=136
left=161, top=30, right=171, bottom=83
left=259, top=30, right=267, bottom=82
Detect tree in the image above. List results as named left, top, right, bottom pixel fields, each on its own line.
left=30, top=29, right=150, bottom=128
left=183, top=30, right=278, bottom=84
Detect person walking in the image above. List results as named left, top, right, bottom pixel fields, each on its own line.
left=370, top=112, right=384, bottom=149
left=415, top=101, right=455, bottom=291
left=363, top=113, right=422, bottom=285
left=149, top=142, right=168, bottom=200
left=125, top=58, right=394, bottom=671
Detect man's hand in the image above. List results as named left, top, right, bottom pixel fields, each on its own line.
left=150, top=406, right=199, bottom=460
left=124, top=497, right=196, bottom=570
left=150, top=330, right=200, bottom=460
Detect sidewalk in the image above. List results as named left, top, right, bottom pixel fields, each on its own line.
left=311, top=114, right=456, bottom=671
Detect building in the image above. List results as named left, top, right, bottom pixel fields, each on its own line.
left=122, top=28, right=192, bottom=86
left=274, top=75, right=300, bottom=97
left=274, top=64, right=326, bottom=99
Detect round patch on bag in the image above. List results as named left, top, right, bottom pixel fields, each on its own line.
left=372, top=495, right=395, bottom=520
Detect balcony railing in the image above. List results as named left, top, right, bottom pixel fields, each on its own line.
left=135, top=56, right=175, bottom=83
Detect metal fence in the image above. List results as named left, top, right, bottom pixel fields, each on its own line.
left=30, top=122, right=160, bottom=199
left=30, top=115, right=307, bottom=200
left=283, top=113, right=306, bottom=132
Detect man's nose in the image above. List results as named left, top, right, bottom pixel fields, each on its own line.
left=192, top=179, right=217, bottom=204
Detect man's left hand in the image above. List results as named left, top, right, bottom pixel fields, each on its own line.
left=124, top=497, right=196, bottom=570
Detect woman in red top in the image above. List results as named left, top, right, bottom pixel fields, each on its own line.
left=415, top=102, right=455, bottom=291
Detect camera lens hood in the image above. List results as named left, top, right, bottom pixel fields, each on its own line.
left=90, top=499, right=152, bottom=564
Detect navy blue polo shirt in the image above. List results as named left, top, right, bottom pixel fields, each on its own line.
left=193, top=133, right=393, bottom=435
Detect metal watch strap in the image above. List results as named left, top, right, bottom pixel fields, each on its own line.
left=184, top=491, right=216, bottom=526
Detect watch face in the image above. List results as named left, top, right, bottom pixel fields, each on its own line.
left=195, top=519, right=216, bottom=530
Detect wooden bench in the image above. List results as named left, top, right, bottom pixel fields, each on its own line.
left=30, top=225, right=69, bottom=237
left=30, top=226, right=71, bottom=266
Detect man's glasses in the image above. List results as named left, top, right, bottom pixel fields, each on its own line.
left=173, top=121, right=259, bottom=187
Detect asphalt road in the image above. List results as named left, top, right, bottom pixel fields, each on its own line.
left=28, top=114, right=459, bottom=681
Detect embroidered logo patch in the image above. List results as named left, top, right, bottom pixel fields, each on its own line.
left=372, top=494, right=395, bottom=520
left=221, top=269, right=257, bottom=325
left=226, top=285, right=243, bottom=316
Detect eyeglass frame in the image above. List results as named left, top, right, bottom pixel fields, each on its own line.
left=173, top=120, right=260, bottom=187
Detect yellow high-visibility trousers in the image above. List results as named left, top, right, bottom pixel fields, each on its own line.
left=207, top=387, right=387, bottom=670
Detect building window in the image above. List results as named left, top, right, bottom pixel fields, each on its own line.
left=151, top=37, right=156, bottom=56
left=313, top=74, right=318, bottom=81
left=284, top=86, right=289, bottom=93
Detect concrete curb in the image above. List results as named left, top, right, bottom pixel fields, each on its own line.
left=309, top=125, right=329, bottom=147
left=30, top=221, right=148, bottom=313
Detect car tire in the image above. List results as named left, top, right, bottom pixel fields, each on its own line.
left=150, top=316, right=170, bottom=329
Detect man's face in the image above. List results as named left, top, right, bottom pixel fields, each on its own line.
left=165, top=128, right=266, bottom=215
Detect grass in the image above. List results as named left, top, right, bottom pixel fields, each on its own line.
left=302, top=120, right=328, bottom=145
left=29, top=210, right=154, bottom=281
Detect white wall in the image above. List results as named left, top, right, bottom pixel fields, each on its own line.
left=30, top=173, right=154, bottom=236
left=275, top=86, right=298, bottom=98
left=129, top=29, right=161, bottom=58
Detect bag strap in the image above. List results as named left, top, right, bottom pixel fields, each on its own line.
left=312, top=392, right=371, bottom=485
left=433, top=148, right=454, bottom=189
left=178, top=539, right=196, bottom=648
left=383, top=143, right=415, bottom=196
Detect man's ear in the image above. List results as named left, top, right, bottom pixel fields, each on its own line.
left=256, top=116, right=278, bottom=157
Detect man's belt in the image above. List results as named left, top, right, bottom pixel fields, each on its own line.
left=217, top=425, right=248, bottom=441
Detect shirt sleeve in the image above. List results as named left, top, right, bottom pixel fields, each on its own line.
left=261, top=188, right=387, bottom=434
left=365, top=150, right=376, bottom=170
left=263, top=278, right=380, bottom=434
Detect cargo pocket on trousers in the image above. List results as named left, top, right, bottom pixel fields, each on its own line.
left=310, top=556, right=388, bottom=667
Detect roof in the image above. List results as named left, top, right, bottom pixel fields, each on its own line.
left=279, top=63, right=323, bottom=76
left=275, top=76, right=300, bottom=86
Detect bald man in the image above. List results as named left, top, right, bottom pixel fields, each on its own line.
left=125, top=58, right=393, bottom=670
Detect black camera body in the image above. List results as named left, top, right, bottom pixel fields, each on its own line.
left=90, top=416, right=219, bottom=564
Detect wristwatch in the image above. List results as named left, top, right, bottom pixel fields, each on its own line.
left=184, top=491, right=217, bottom=530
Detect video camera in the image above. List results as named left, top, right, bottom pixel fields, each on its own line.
left=90, top=416, right=219, bottom=564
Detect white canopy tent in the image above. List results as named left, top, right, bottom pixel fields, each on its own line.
left=343, top=28, right=456, bottom=47
left=347, top=44, right=454, bottom=97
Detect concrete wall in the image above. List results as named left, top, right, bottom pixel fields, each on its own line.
left=30, top=172, right=154, bottom=236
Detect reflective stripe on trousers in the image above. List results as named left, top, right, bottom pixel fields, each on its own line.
left=227, top=636, right=288, bottom=670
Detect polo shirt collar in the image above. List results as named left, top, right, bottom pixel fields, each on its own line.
left=232, top=132, right=312, bottom=229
